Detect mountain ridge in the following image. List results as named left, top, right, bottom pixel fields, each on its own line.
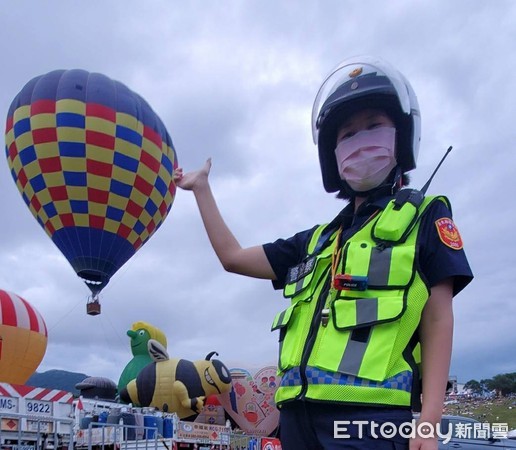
left=26, top=369, right=90, bottom=396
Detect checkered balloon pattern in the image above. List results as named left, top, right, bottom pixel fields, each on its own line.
left=5, top=69, right=178, bottom=295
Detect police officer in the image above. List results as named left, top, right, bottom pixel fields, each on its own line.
left=174, top=55, right=473, bottom=450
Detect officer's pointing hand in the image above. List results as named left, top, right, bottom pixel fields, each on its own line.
left=174, top=158, right=212, bottom=191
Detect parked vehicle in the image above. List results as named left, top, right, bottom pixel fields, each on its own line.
left=0, top=382, right=281, bottom=449
left=0, top=382, right=74, bottom=450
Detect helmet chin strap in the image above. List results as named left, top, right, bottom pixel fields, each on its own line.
left=390, top=165, right=404, bottom=194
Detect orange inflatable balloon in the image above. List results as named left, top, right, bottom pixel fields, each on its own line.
left=0, top=290, right=48, bottom=384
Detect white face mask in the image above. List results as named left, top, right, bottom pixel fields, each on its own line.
left=335, top=126, right=397, bottom=192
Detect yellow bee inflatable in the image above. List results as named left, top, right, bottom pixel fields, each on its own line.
left=119, top=340, right=232, bottom=419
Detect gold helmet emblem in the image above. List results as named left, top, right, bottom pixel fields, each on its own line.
left=349, top=67, right=363, bottom=78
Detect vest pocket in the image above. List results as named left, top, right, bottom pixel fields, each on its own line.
left=274, top=254, right=331, bottom=372
left=343, top=241, right=414, bottom=289
left=332, top=296, right=405, bottom=330
left=283, top=254, right=331, bottom=299
left=271, top=296, right=314, bottom=372
left=311, top=295, right=406, bottom=382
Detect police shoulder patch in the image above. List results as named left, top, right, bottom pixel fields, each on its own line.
left=435, top=217, right=463, bottom=250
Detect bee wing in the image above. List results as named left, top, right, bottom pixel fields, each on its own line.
left=148, top=339, right=169, bottom=361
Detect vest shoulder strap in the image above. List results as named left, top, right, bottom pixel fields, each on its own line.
left=306, top=223, right=338, bottom=255
left=306, top=194, right=450, bottom=253
left=373, top=193, right=449, bottom=243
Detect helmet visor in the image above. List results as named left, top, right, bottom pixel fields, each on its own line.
left=312, top=55, right=414, bottom=144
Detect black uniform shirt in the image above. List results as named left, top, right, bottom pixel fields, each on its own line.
left=263, top=195, right=473, bottom=295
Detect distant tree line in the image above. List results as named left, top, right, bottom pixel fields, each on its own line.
left=464, top=372, right=516, bottom=396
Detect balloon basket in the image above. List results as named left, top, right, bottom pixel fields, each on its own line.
left=86, top=298, right=101, bottom=316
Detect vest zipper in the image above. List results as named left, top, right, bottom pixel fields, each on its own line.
left=294, top=210, right=377, bottom=400
left=295, top=272, right=331, bottom=400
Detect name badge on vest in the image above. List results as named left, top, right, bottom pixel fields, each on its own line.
left=333, top=274, right=368, bottom=291
left=286, top=256, right=316, bottom=284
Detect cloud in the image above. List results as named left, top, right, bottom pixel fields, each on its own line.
left=0, top=0, right=514, bottom=389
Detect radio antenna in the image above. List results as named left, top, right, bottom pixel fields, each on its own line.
left=421, top=146, right=453, bottom=195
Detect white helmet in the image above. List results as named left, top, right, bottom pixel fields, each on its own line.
left=312, top=55, right=421, bottom=193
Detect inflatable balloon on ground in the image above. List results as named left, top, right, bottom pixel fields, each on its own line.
left=119, top=341, right=232, bottom=419
left=75, top=376, right=117, bottom=401
left=118, top=321, right=167, bottom=392
left=5, top=70, right=178, bottom=315
left=218, top=366, right=280, bottom=436
left=0, top=289, right=47, bottom=384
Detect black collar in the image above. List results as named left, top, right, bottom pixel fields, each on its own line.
left=314, top=193, right=395, bottom=255
left=355, top=194, right=393, bottom=216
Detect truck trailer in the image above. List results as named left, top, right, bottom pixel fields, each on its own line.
left=0, top=382, right=74, bottom=450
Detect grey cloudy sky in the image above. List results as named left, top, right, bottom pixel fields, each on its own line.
left=1, top=0, right=514, bottom=387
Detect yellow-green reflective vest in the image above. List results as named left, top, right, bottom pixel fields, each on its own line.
left=271, top=195, right=449, bottom=408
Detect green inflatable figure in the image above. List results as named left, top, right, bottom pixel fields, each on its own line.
left=118, top=321, right=167, bottom=393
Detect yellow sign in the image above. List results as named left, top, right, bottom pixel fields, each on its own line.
left=176, top=422, right=228, bottom=444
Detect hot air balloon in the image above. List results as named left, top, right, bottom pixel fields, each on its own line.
left=5, top=70, right=178, bottom=315
left=0, top=289, right=48, bottom=384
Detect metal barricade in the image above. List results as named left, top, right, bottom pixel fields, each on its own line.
left=0, top=412, right=73, bottom=450
left=77, top=422, right=171, bottom=450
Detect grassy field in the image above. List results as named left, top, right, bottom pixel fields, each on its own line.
left=444, top=397, right=516, bottom=430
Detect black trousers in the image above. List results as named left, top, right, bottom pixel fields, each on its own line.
left=279, top=401, right=412, bottom=449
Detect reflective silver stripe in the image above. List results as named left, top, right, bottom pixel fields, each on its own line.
left=356, top=298, right=378, bottom=325
left=368, top=246, right=392, bottom=286
left=277, top=309, right=287, bottom=327
left=337, top=299, right=376, bottom=374
left=338, top=337, right=368, bottom=376
left=295, top=277, right=305, bottom=294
